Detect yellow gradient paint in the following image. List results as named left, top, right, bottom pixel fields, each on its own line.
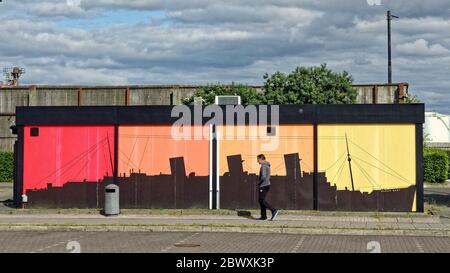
left=318, top=124, right=416, bottom=210
left=218, top=125, right=314, bottom=175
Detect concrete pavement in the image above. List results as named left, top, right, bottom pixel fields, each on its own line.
left=0, top=231, right=449, bottom=253
left=0, top=213, right=448, bottom=236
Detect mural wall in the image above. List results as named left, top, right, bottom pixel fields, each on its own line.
left=218, top=125, right=314, bottom=209
left=19, top=123, right=419, bottom=212
left=23, top=126, right=115, bottom=208
left=317, top=124, right=417, bottom=212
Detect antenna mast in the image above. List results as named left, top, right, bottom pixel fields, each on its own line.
left=3, top=67, right=26, bottom=86
left=345, top=133, right=355, bottom=191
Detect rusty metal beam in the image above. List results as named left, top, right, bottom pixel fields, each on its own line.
left=125, top=87, right=130, bottom=106
left=372, top=85, right=378, bottom=104
left=398, top=83, right=408, bottom=103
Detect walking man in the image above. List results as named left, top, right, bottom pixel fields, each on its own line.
left=256, top=154, right=279, bottom=221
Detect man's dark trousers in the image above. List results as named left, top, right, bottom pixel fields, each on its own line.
left=259, top=186, right=275, bottom=219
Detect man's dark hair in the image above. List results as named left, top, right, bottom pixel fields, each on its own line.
left=257, top=154, right=266, bottom=160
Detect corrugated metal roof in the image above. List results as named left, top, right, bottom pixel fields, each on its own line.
left=426, top=142, right=450, bottom=150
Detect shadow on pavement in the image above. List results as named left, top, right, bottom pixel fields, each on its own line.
left=425, top=194, right=450, bottom=207
left=237, top=210, right=256, bottom=220
left=0, top=199, right=15, bottom=208
left=424, top=187, right=450, bottom=220
left=425, top=188, right=450, bottom=207
left=0, top=183, right=14, bottom=209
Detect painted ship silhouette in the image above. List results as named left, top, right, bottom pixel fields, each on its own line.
left=25, top=135, right=416, bottom=211
left=317, top=134, right=416, bottom=211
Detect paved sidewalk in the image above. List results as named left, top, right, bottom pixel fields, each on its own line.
left=0, top=213, right=448, bottom=236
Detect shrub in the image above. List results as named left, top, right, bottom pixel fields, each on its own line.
left=423, top=149, right=449, bottom=183
left=446, top=150, right=450, bottom=178
left=0, top=151, right=14, bottom=183
left=263, top=64, right=357, bottom=104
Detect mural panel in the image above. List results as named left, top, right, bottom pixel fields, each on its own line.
left=218, top=125, right=314, bottom=209
left=117, top=125, right=210, bottom=209
left=318, top=124, right=416, bottom=212
left=23, top=126, right=115, bottom=208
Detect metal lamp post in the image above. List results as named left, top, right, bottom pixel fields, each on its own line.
left=387, top=10, right=399, bottom=84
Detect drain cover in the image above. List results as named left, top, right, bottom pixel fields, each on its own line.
left=174, top=243, right=201, bottom=248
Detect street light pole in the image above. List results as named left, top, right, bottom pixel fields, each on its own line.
left=387, top=10, right=399, bottom=84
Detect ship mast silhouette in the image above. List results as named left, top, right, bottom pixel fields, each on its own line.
left=345, top=133, right=355, bottom=191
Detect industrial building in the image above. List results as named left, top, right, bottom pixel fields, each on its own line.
left=12, top=104, right=424, bottom=212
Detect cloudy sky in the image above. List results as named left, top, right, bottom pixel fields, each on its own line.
left=0, top=0, right=449, bottom=113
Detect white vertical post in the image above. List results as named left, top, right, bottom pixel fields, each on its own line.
left=216, top=129, right=220, bottom=209
left=209, top=124, right=213, bottom=210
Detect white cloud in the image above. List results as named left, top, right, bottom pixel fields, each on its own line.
left=397, top=39, right=450, bottom=56
left=32, top=3, right=84, bottom=16
left=0, top=0, right=449, bottom=113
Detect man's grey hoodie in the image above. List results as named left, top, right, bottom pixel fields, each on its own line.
left=258, top=161, right=271, bottom=188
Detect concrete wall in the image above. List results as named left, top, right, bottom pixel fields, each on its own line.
left=353, top=83, right=408, bottom=104
left=29, top=87, right=79, bottom=106
left=0, top=83, right=408, bottom=152
left=0, top=115, right=15, bottom=151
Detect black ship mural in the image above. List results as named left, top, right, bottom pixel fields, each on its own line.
left=220, top=153, right=314, bottom=210
left=25, top=156, right=209, bottom=209
left=220, top=143, right=415, bottom=211
left=24, top=135, right=416, bottom=212
left=317, top=134, right=416, bottom=212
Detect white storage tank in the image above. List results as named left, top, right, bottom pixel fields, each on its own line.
left=424, top=112, right=450, bottom=143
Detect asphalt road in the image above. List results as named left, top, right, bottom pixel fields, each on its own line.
left=425, top=186, right=450, bottom=203
left=424, top=185, right=450, bottom=222
left=0, top=184, right=11, bottom=209
left=0, top=231, right=448, bottom=253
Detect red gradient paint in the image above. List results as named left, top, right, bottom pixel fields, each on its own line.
left=23, top=126, right=114, bottom=193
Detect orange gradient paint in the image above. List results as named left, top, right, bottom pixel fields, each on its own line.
left=118, top=126, right=209, bottom=176
left=218, top=125, right=314, bottom=175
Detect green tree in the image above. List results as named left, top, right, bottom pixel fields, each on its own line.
left=405, top=94, right=421, bottom=103
left=423, top=149, right=449, bottom=183
left=183, top=83, right=264, bottom=105
left=183, top=64, right=357, bottom=105
left=0, top=152, right=14, bottom=183
left=263, top=64, right=357, bottom=104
